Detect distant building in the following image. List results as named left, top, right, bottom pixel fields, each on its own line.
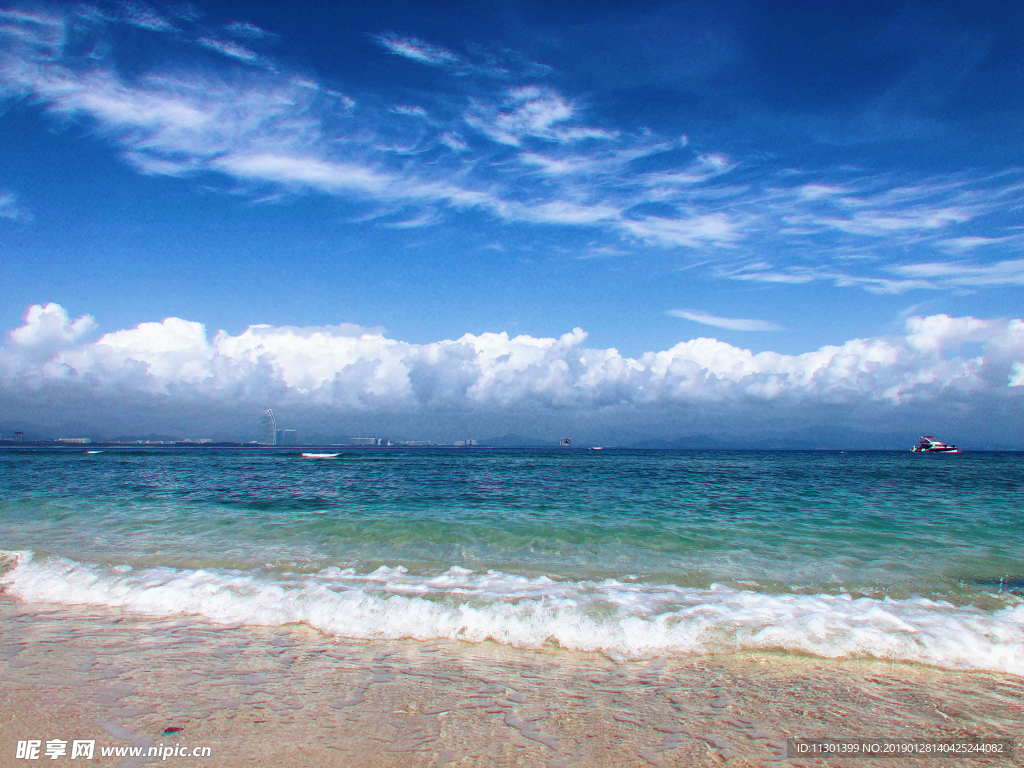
left=454, top=439, right=479, bottom=447
left=14, top=432, right=23, bottom=443
left=350, top=437, right=385, bottom=446
left=259, top=409, right=277, bottom=445
left=276, top=429, right=298, bottom=445
left=57, top=438, right=92, bottom=444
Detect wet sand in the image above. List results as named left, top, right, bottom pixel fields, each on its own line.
left=0, top=597, right=1021, bottom=767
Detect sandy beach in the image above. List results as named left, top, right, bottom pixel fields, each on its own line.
left=1, top=597, right=1020, bottom=768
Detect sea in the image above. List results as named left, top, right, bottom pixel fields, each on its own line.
left=2, top=446, right=1022, bottom=676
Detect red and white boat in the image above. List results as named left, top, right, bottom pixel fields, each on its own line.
left=911, top=436, right=960, bottom=453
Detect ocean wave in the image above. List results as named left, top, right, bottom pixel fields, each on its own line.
left=1, top=550, right=1022, bottom=674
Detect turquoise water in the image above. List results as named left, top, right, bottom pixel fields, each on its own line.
left=1, top=447, right=1022, bottom=671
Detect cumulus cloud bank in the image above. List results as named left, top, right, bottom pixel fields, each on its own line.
left=2, top=304, right=1022, bottom=440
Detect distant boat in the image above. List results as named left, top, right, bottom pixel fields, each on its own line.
left=560, top=438, right=571, bottom=447
left=911, top=436, right=960, bottom=453
left=84, top=450, right=104, bottom=454
left=301, top=452, right=340, bottom=459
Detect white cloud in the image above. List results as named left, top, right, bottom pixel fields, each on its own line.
left=0, top=9, right=61, bottom=26
left=668, top=310, right=782, bottom=332
left=439, top=131, right=467, bottom=151
left=9, top=303, right=95, bottom=347
left=465, top=86, right=617, bottom=146
left=905, top=314, right=993, bottom=352
left=0, top=8, right=62, bottom=54
left=0, top=189, right=30, bottom=221
left=197, top=37, right=263, bottom=66
left=505, top=199, right=620, bottom=226
left=3, top=306, right=1022, bottom=417
left=374, top=33, right=460, bottom=66
left=643, top=156, right=736, bottom=189
left=1011, top=361, right=1024, bottom=387
left=214, top=153, right=391, bottom=194
left=123, top=4, right=176, bottom=33
left=720, top=264, right=936, bottom=294
left=622, top=213, right=739, bottom=248
left=391, top=104, right=428, bottom=119
left=938, top=236, right=1016, bottom=253
left=816, top=207, right=971, bottom=236
left=798, top=183, right=845, bottom=200
left=519, top=151, right=576, bottom=175
left=224, top=22, right=269, bottom=39
left=380, top=209, right=441, bottom=228
left=891, top=258, right=1024, bottom=287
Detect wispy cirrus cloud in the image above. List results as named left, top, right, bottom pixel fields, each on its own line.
left=465, top=86, right=617, bottom=146
left=815, top=207, right=971, bottom=236
left=197, top=36, right=263, bottom=66
left=0, top=190, right=31, bottom=221
left=786, top=174, right=1023, bottom=242
left=0, top=16, right=737, bottom=247
left=224, top=21, right=269, bottom=39
left=1, top=7, right=1023, bottom=293
left=718, top=263, right=936, bottom=294
left=373, top=31, right=540, bottom=79
left=0, top=7, right=62, bottom=54
left=380, top=209, right=443, bottom=228
left=390, top=104, right=429, bottom=119
left=374, top=32, right=460, bottom=66
left=938, top=235, right=1020, bottom=253
left=668, top=310, right=782, bottom=332
left=892, top=258, right=1024, bottom=287
left=122, top=3, right=176, bottom=33
left=622, top=213, right=739, bottom=248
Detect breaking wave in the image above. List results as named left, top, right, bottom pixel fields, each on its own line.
left=2, top=550, right=1022, bottom=674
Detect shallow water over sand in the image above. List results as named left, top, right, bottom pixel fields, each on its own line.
left=1, top=598, right=1021, bottom=767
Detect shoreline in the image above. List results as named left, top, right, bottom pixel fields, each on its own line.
left=1, top=598, right=1021, bottom=767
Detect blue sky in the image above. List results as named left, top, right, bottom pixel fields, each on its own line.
left=1, top=1, right=1023, bottom=442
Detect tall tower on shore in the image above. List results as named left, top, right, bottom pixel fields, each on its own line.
left=260, top=409, right=277, bottom=445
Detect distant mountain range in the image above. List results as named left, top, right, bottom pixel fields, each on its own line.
left=630, top=430, right=913, bottom=454
left=482, top=433, right=555, bottom=447
left=631, top=428, right=908, bottom=450
left=484, top=429, right=910, bottom=449
left=478, top=429, right=1024, bottom=450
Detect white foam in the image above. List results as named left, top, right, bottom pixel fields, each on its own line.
left=2, top=550, right=1022, bottom=675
